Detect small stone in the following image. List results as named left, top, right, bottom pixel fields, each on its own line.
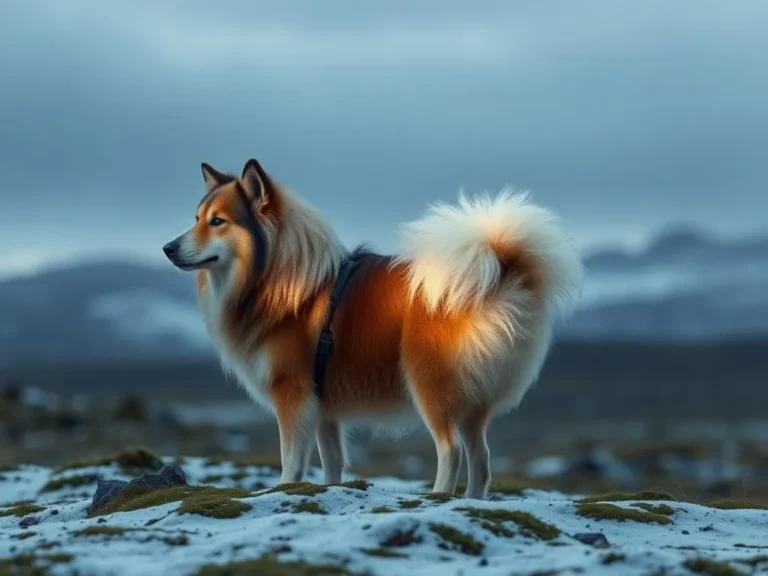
left=19, top=516, right=40, bottom=529
left=682, top=530, right=690, bottom=535
left=573, top=532, right=610, bottom=548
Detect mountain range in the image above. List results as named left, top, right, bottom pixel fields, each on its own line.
left=2, top=225, right=767, bottom=365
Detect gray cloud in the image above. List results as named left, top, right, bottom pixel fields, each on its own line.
left=2, top=0, right=767, bottom=275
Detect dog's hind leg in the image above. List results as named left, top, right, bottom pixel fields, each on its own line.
left=274, top=384, right=318, bottom=484
left=316, top=418, right=344, bottom=484
left=458, top=405, right=491, bottom=499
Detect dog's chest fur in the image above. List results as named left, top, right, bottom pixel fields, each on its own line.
left=198, top=276, right=274, bottom=411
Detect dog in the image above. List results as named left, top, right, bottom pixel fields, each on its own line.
left=163, top=158, right=583, bottom=499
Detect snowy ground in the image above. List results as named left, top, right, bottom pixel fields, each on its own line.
left=1, top=457, right=767, bottom=575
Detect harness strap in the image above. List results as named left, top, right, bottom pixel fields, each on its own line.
left=313, top=258, right=359, bottom=399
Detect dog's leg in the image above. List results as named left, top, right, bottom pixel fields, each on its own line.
left=275, top=388, right=318, bottom=484
left=316, top=418, right=344, bottom=484
left=458, top=406, right=491, bottom=499
left=408, top=381, right=462, bottom=494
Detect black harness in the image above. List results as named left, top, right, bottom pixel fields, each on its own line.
left=313, top=258, right=359, bottom=399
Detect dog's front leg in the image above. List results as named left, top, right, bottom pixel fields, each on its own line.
left=274, top=385, right=318, bottom=484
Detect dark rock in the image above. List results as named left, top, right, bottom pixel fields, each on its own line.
left=19, top=516, right=40, bottom=529
left=573, top=533, right=610, bottom=548
left=89, top=463, right=187, bottom=513
left=91, top=479, right=128, bottom=512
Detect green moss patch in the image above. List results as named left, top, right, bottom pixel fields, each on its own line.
left=708, top=500, right=768, bottom=511
left=429, top=523, right=484, bottom=556
left=398, top=499, right=422, bottom=509
left=632, top=502, right=675, bottom=515
left=683, top=558, right=745, bottom=576
left=457, top=507, right=561, bottom=540
left=89, top=485, right=251, bottom=518
left=578, top=490, right=674, bottom=504
left=602, top=553, right=627, bottom=565
left=74, top=525, right=129, bottom=537
left=0, top=553, right=73, bottom=576
left=56, top=448, right=163, bottom=474
left=195, top=555, right=367, bottom=575
left=333, top=479, right=370, bottom=491
left=263, top=482, right=328, bottom=497
left=361, top=547, right=408, bottom=558
left=292, top=501, right=327, bottom=515
left=424, top=492, right=455, bottom=503
left=370, top=506, right=394, bottom=514
left=0, top=502, right=45, bottom=518
left=40, top=473, right=99, bottom=493
left=576, top=503, right=673, bottom=525
left=10, top=531, right=37, bottom=540
left=204, top=455, right=280, bottom=470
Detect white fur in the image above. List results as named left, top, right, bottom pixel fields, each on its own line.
left=397, top=188, right=584, bottom=410
left=397, top=189, right=583, bottom=316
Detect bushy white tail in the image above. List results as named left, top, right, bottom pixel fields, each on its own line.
left=396, top=189, right=584, bottom=317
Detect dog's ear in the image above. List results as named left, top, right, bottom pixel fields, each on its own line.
left=240, top=158, right=273, bottom=204
left=201, top=162, right=228, bottom=194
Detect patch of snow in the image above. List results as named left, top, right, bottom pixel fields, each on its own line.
left=1, top=459, right=767, bottom=575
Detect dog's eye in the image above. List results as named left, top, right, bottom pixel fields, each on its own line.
left=210, top=217, right=225, bottom=227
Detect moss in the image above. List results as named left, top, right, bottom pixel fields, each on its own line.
left=57, top=448, right=163, bottom=473
left=398, top=499, right=422, bottom=509
left=424, top=492, right=455, bottom=503
left=739, top=555, right=768, bottom=567
left=457, top=507, right=561, bottom=540
left=195, top=555, right=367, bottom=575
left=0, top=465, right=19, bottom=473
left=89, top=485, right=250, bottom=518
left=10, top=531, right=37, bottom=540
left=578, top=490, right=674, bottom=504
left=478, top=520, right=514, bottom=538
left=602, top=553, right=626, bottom=565
left=74, top=525, right=129, bottom=537
left=576, top=503, right=673, bottom=525
left=429, top=523, right=484, bottom=556
left=370, top=506, right=393, bottom=514
left=40, top=473, right=99, bottom=492
left=201, top=474, right=225, bottom=484
left=263, top=482, right=328, bottom=497
left=0, top=553, right=73, bottom=576
left=708, top=500, right=768, bottom=511
left=204, top=455, right=280, bottom=470
left=360, top=547, right=407, bottom=558
left=0, top=503, right=45, bottom=518
left=632, top=502, right=676, bottom=515
left=177, top=490, right=253, bottom=519
left=292, top=501, right=327, bottom=515
left=683, top=558, right=745, bottom=576
left=333, top=479, right=370, bottom=491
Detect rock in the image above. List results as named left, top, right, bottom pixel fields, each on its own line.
left=91, top=479, right=129, bottom=512
left=89, top=464, right=187, bottom=513
left=573, top=533, right=610, bottom=548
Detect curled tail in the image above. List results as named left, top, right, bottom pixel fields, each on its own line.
left=396, top=189, right=584, bottom=322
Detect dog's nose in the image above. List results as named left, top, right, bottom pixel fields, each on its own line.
left=163, top=241, right=179, bottom=258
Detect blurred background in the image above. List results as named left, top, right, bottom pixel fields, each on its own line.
left=2, top=1, right=768, bottom=501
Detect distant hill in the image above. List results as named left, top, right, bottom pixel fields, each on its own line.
left=1, top=225, right=767, bottom=364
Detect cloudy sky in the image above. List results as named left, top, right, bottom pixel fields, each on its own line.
left=1, top=1, right=766, bottom=276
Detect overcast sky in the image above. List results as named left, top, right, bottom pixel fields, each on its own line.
left=1, top=1, right=767, bottom=276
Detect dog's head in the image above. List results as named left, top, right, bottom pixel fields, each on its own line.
left=163, top=158, right=276, bottom=275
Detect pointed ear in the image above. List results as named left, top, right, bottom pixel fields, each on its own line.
left=201, top=162, right=228, bottom=194
left=240, top=158, right=273, bottom=203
